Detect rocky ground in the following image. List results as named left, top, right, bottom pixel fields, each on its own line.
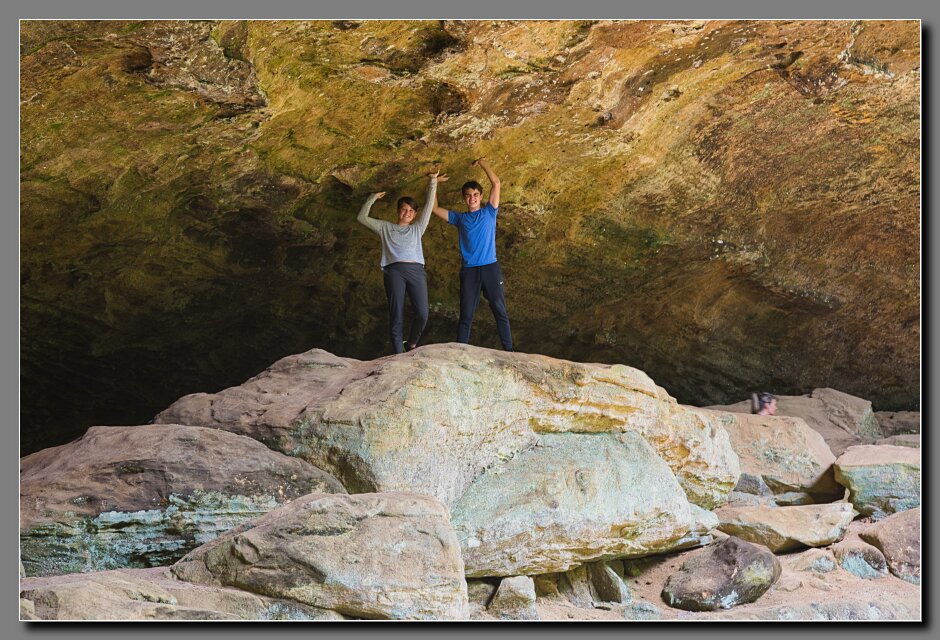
left=20, top=344, right=922, bottom=621
left=20, top=19, right=920, bottom=454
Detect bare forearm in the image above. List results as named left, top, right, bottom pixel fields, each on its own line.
left=478, top=159, right=500, bottom=187
left=431, top=190, right=449, bottom=220
left=477, top=159, right=501, bottom=208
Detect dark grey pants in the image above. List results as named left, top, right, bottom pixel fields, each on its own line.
left=383, top=262, right=429, bottom=354
left=457, top=261, right=513, bottom=351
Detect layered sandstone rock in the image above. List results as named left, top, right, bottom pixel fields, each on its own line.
left=157, top=344, right=737, bottom=574
left=699, top=410, right=841, bottom=501
left=452, top=432, right=717, bottom=576
left=19, top=567, right=344, bottom=620
left=20, top=424, right=345, bottom=576
left=156, top=344, right=740, bottom=510
left=715, top=503, right=856, bottom=553
left=172, top=492, right=469, bottom=620
left=834, top=444, right=920, bottom=519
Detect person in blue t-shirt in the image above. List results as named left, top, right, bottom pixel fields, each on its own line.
left=431, top=157, right=513, bottom=351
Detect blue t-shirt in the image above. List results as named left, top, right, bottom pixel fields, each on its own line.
left=447, top=203, right=498, bottom=267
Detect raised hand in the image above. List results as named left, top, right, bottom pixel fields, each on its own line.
left=374, top=191, right=386, bottom=199
left=471, top=156, right=486, bottom=167
left=436, top=173, right=449, bottom=182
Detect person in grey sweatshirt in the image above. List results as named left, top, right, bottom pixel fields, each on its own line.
left=357, top=171, right=444, bottom=353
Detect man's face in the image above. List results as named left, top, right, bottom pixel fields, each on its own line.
left=463, top=188, right=482, bottom=211
left=398, top=203, right=416, bottom=224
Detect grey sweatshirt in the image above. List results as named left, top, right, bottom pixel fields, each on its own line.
left=357, top=178, right=437, bottom=268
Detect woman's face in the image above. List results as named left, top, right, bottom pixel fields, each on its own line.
left=766, top=398, right=778, bottom=415
left=398, top=203, right=416, bottom=225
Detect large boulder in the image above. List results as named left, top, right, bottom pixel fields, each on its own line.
left=19, top=567, right=344, bottom=620
left=858, top=508, right=920, bottom=584
left=715, top=503, right=856, bottom=553
left=452, top=432, right=718, bottom=576
left=699, top=410, right=841, bottom=501
left=706, top=388, right=880, bottom=455
left=833, top=445, right=920, bottom=519
left=20, top=424, right=345, bottom=577
left=156, top=344, right=740, bottom=511
left=661, top=536, right=781, bottom=611
left=172, top=492, right=469, bottom=620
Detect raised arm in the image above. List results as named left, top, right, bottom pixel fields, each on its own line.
left=430, top=173, right=451, bottom=221
left=416, top=173, right=443, bottom=235
left=473, top=157, right=500, bottom=209
left=356, top=191, right=385, bottom=234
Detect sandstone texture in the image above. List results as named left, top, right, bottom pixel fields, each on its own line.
left=700, top=410, right=841, bottom=500
left=157, top=345, right=740, bottom=511
left=661, top=536, right=781, bottom=611
left=452, top=432, right=717, bottom=576
left=873, top=411, right=920, bottom=437
left=171, top=492, right=469, bottom=620
left=488, top=576, right=539, bottom=620
left=858, top=507, right=920, bottom=585
left=876, top=434, right=920, bottom=448
left=19, top=567, right=344, bottom=620
left=21, top=20, right=920, bottom=455
left=834, top=444, right=920, bottom=519
left=831, top=536, right=889, bottom=580
left=716, top=503, right=856, bottom=552
left=706, top=387, right=884, bottom=455
left=157, top=344, right=737, bottom=575
left=20, top=424, right=345, bottom=576
left=534, top=560, right=633, bottom=609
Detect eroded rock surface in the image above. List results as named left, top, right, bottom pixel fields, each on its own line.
left=715, top=503, right=856, bottom=552
left=19, top=567, right=343, bottom=620
left=172, top=492, right=469, bottom=620
left=453, top=432, right=717, bottom=576
left=834, top=444, right=920, bottom=519
left=488, top=576, right=538, bottom=620
left=858, top=507, right=920, bottom=584
left=701, top=410, right=841, bottom=500
left=156, top=344, right=740, bottom=511
left=20, top=424, right=345, bottom=576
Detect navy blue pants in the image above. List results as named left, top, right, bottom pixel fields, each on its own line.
left=383, top=262, right=429, bottom=354
left=457, top=261, right=513, bottom=350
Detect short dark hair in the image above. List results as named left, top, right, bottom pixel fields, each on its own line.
left=461, top=181, right=484, bottom=196
left=397, top=196, right=417, bottom=211
left=750, top=391, right=776, bottom=414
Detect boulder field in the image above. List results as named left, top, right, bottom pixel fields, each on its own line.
left=20, top=344, right=921, bottom=620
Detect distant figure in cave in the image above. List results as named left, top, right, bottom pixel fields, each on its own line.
left=431, top=157, right=514, bottom=351
left=751, top=391, right=778, bottom=415
left=357, top=171, right=442, bottom=354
